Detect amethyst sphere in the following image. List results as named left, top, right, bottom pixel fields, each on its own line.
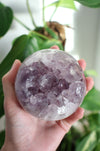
left=15, top=49, right=86, bottom=121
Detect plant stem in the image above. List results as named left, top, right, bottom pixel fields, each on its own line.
left=43, top=0, right=45, bottom=26
left=29, top=31, right=49, bottom=40
left=50, top=6, right=58, bottom=21
left=26, top=0, right=37, bottom=28
left=14, top=16, right=31, bottom=31
left=29, top=30, right=61, bottom=42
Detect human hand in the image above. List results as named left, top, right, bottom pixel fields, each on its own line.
left=1, top=46, right=94, bottom=151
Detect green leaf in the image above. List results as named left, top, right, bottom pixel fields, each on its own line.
left=95, top=140, right=100, bottom=151
left=34, top=26, right=59, bottom=40
left=0, top=130, right=5, bottom=149
left=41, top=39, right=64, bottom=50
left=81, top=87, right=100, bottom=111
left=0, top=35, right=28, bottom=117
left=24, top=35, right=44, bottom=57
left=45, top=26, right=59, bottom=40
left=47, top=0, right=76, bottom=10
left=0, top=2, right=13, bottom=37
left=75, top=0, right=100, bottom=8
left=76, top=131, right=97, bottom=151
left=0, top=35, right=28, bottom=78
left=86, top=113, right=100, bottom=131
left=0, top=34, right=43, bottom=118
left=0, top=92, right=4, bottom=118
left=0, top=2, right=4, bottom=8
left=30, top=30, right=63, bottom=50
left=84, top=70, right=98, bottom=77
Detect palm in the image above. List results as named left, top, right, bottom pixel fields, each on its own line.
left=7, top=103, right=65, bottom=151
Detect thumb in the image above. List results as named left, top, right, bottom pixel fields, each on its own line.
left=2, top=60, right=22, bottom=112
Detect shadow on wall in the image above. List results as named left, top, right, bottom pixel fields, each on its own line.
left=74, top=5, right=99, bottom=69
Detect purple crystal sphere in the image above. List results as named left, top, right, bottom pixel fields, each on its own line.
left=15, top=49, right=86, bottom=121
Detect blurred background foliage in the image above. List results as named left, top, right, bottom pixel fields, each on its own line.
left=0, top=0, right=100, bottom=150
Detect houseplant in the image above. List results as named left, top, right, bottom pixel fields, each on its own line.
left=0, top=0, right=100, bottom=150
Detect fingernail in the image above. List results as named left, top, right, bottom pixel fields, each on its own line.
left=51, top=45, right=60, bottom=50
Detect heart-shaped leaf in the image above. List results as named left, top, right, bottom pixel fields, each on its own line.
left=0, top=2, right=13, bottom=37
left=46, top=0, right=76, bottom=10
left=75, top=0, right=100, bottom=8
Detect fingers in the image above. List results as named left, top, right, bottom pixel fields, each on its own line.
left=2, top=60, right=22, bottom=112
left=86, top=77, right=94, bottom=94
left=78, top=59, right=94, bottom=93
left=51, top=45, right=60, bottom=50
left=57, top=107, right=84, bottom=133
left=78, top=59, right=86, bottom=71
left=64, top=108, right=84, bottom=125
left=2, top=60, right=21, bottom=85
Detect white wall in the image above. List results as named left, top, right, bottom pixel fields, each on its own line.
left=74, top=5, right=100, bottom=69
left=95, top=14, right=100, bottom=90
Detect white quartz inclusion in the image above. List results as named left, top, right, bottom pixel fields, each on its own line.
left=58, top=106, right=66, bottom=114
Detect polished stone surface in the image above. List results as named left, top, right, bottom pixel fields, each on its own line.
left=15, top=49, right=86, bottom=121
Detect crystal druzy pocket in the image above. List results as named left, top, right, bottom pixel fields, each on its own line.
left=15, top=49, right=86, bottom=121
